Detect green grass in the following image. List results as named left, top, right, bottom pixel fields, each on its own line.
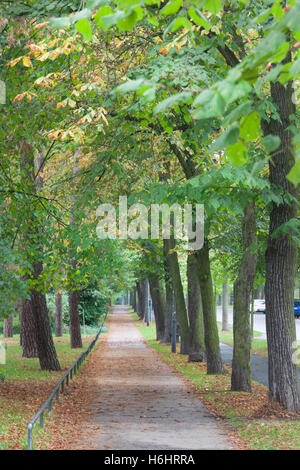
left=218, top=323, right=268, bottom=357
left=133, top=314, right=300, bottom=450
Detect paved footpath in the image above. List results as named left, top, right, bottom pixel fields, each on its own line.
left=76, top=306, right=234, bottom=450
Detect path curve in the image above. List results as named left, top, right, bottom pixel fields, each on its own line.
left=72, top=306, right=234, bottom=450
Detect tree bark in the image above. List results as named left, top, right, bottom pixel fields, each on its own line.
left=140, top=279, right=148, bottom=323
left=162, top=246, right=172, bottom=343
left=30, top=263, right=61, bottom=371
left=130, top=289, right=136, bottom=312
left=3, top=315, right=13, bottom=338
left=187, top=254, right=205, bottom=362
left=194, top=241, right=224, bottom=374
left=20, top=296, right=38, bottom=357
left=136, top=281, right=143, bottom=318
left=222, top=281, right=229, bottom=331
left=262, top=76, right=300, bottom=412
left=68, top=288, right=82, bottom=349
left=164, top=237, right=189, bottom=354
left=231, top=201, right=257, bottom=392
left=149, top=277, right=165, bottom=341
left=55, top=290, right=63, bottom=337
left=67, top=153, right=83, bottom=349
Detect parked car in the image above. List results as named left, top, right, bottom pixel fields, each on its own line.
left=252, top=299, right=300, bottom=317
left=294, top=300, right=300, bottom=319
left=253, top=299, right=266, bottom=313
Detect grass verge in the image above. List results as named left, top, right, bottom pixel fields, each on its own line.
left=218, top=323, right=268, bottom=358
left=133, top=313, right=300, bottom=450
left=0, top=324, right=107, bottom=450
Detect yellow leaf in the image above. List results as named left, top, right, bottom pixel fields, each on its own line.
left=8, top=57, right=22, bottom=67
left=23, top=56, right=32, bottom=67
left=34, top=21, right=49, bottom=30
left=12, top=92, right=26, bottom=104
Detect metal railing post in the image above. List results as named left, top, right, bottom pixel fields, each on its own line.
left=28, top=423, right=33, bottom=451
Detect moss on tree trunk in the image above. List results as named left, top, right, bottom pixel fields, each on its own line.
left=231, top=201, right=257, bottom=392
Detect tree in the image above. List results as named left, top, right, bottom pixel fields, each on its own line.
left=55, top=290, right=63, bottom=337
left=187, top=253, right=205, bottom=362
left=231, top=201, right=257, bottom=392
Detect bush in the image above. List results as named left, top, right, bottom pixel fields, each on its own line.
left=78, top=287, right=109, bottom=326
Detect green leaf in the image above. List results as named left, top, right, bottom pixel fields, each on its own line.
left=49, top=17, right=71, bottom=28
left=169, top=16, right=192, bottom=32
left=226, top=140, right=247, bottom=165
left=290, top=59, right=300, bottom=78
left=160, top=0, right=183, bottom=16
left=210, top=125, right=240, bottom=152
left=100, top=10, right=129, bottom=30
left=114, top=78, right=147, bottom=94
left=148, top=15, right=159, bottom=26
left=94, top=6, right=115, bottom=28
left=188, top=7, right=210, bottom=30
left=201, top=0, right=223, bottom=15
left=269, top=42, right=290, bottom=64
left=72, top=8, right=92, bottom=23
left=222, top=101, right=252, bottom=127
left=192, top=89, right=225, bottom=120
left=154, top=91, right=193, bottom=114
left=253, top=31, right=287, bottom=66
left=217, top=80, right=252, bottom=106
left=117, top=9, right=142, bottom=31
left=75, top=18, right=93, bottom=41
left=86, top=0, right=107, bottom=8
left=287, top=146, right=300, bottom=186
left=240, top=112, right=261, bottom=142
left=261, top=135, right=281, bottom=153
left=287, top=159, right=300, bottom=186
left=271, top=0, right=285, bottom=20
left=281, top=4, right=300, bottom=34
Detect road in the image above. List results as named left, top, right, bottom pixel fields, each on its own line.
left=216, top=306, right=300, bottom=341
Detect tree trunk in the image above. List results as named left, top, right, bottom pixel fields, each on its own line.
left=3, top=315, right=13, bottom=338
left=55, top=290, right=63, bottom=337
left=130, top=289, right=136, bottom=312
left=162, top=248, right=172, bottom=343
left=20, top=297, right=38, bottom=357
left=222, top=281, right=229, bottom=331
left=231, top=201, right=257, bottom=392
left=164, top=238, right=189, bottom=354
left=262, top=76, right=300, bottom=412
left=30, top=262, right=61, bottom=371
left=149, top=277, right=165, bottom=341
left=136, top=281, right=143, bottom=318
left=187, top=254, right=205, bottom=362
left=194, top=241, right=224, bottom=374
left=133, top=287, right=137, bottom=312
left=140, top=279, right=148, bottom=323
left=68, top=288, right=82, bottom=349
left=19, top=146, right=60, bottom=370
left=67, top=154, right=83, bottom=349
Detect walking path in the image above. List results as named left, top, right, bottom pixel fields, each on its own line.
left=220, top=342, right=300, bottom=390
left=73, top=305, right=234, bottom=450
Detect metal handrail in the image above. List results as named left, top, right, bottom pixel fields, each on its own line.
left=27, top=311, right=108, bottom=450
